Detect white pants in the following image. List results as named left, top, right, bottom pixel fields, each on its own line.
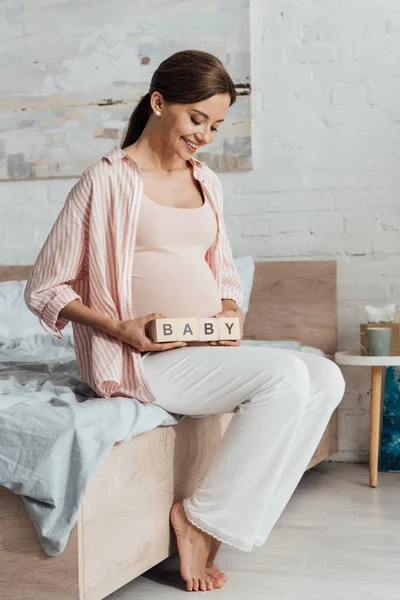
left=142, top=345, right=345, bottom=552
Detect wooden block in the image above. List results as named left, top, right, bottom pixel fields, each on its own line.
left=176, top=318, right=199, bottom=342
left=198, top=318, right=220, bottom=341
left=148, top=317, right=240, bottom=343
left=148, top=319, right=178, bottom=342
left=218, top=317, right=240, bottom=341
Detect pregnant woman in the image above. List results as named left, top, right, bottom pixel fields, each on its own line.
left=25, top=50, right=345, bottom=592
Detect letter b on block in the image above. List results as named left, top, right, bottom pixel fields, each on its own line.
left=148, top=318, right=178, bottom=342
left=198, top=318, right=219, bottom=341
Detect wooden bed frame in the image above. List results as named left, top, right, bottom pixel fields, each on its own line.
left=0, top=260, right=338, bottom=600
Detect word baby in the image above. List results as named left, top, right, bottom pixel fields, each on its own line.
left=148, top=317, right=241, bottom=343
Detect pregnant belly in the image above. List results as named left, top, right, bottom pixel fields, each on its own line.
left=132, top=253, right=223, bottom=319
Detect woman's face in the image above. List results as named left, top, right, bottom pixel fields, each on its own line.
left=152, top=93, right=231, bottom=158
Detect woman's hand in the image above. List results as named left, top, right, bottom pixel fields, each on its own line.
left=210, top=304, right=245, bottom=347
left=114, top=312, right=187, bottom=352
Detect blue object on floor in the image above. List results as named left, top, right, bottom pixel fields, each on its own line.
left=379, top=366, right=400, bottom=472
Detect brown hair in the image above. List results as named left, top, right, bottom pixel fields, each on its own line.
left=120, top=49, right=236, bottom=148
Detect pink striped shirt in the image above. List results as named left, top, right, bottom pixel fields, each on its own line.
left=24, top=146, right=243, bottom=404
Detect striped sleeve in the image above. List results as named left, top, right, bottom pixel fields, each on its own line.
left=24, top=173, right=91, bottom=340
left=212, top=172, right=243, bottom=308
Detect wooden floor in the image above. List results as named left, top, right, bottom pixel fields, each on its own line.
left=108, top=463, right=400, bottom=600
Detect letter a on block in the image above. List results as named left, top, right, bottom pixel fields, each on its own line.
left=218, top=317, right=240, bottom=341
left=148, top=318, right=178, bottom=342
left=198, top=318, right=220, bottom=341
left=176, top=318, right=199, bottom=341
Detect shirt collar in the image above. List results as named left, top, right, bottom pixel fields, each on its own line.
left=102, top=146, right=206, bottom=182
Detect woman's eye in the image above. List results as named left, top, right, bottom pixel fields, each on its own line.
left=191, top=117, right=218, bottom=133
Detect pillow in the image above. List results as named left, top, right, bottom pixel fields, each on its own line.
left=0, top=280, right=72, bottom=340
left=0, top=280, right=43, bottom=338
left=233, top=256, right=255, bottom=315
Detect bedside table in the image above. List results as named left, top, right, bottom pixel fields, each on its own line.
left=335, top=350, right=400, bottom=487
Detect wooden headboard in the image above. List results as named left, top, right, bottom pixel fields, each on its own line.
left=243, top=261, right=337, bottom=357
left=0, top=260, right=337, bottom=356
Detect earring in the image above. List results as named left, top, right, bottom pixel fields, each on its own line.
left=155, top=110, right=161, bottom=116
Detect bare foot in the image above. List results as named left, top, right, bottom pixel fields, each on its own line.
left=206, top=539, right=228, bottom=589
left=170, top=500, right=215, bottom=592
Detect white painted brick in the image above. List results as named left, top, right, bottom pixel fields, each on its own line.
left=348, top=257, right=400, bottom=284
left=0, top=247, right=39, bottom=265
left=287, top=42, right=339, bottom=64
left=301, top=167, right=375, bottom=190
left=312, top=233, right=372, bottom=256
left=380, top=213, right=400, bottom=231
left=243, top=216, right=276, bottom=236
left=235, top=233, right=314, bottom=258
left=0, top=224, right=37, bottom=248
left=316, top=23, right=364, bottom=44
left=237, top=166, right=304, bottom=192
left=367, top=81, right=400, bottom=105
left=225, top=195, right=268, bottom=216
left=344, top=234, right=374, bottom=256
left=308, top=214, right=344, bottom=233
left=331, top=83, right=369, bottom=106
left=0, top=206, right=20, bottom=226
left=338, top=409, right=370, bottom=452
left=333, top=191, right=372, bottom=210
left=224, top=216, right=243, bottom=240
left=339, top=283, right=391, bottom=303
left=312, top=60, right=384, bottom=83
left=386, top=16, right=400, bottom=33
left=344, top=214, right=378, bottom=233
left=339, top=389, right=371, bottom=413
left=19, top=205, right=62, bottom=225
left=298, top=145, right=373, bottom=170
left=364, top=190, right=400, bottom=209
left=336, top=44, right=353, bottom=60
left=47, top=178, right=79, bottom=204
left=337, top=260, right=355, bottom=285
left=0, top=180, right=48, bottom=206
left=274, top=214, right=309, bottom=234
left=390, top=282, right=400, bottom=299
left=266, top=191, right=334, bottom=212
left=330, top=448, right=369, bottom=463
left=371, top=232, right=398, bottom=256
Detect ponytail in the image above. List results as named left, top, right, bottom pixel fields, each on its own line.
left=120, top=92, right=151, bottom=148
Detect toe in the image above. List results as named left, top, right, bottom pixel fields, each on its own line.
left=186, top=578, right=194, bottom=592
left=193, top=578, right=199, bottom=592
left=206, top=577, right=214, bottom=591
left=199, top=577, right=207, bottom=592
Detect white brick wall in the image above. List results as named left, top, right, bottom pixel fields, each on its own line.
left=2, top=0, right=400, bottom=462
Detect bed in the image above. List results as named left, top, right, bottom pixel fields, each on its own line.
left=0, top=259, right=338, bottom=600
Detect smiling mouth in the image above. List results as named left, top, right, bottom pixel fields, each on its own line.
left=181, top=136, right=200, bottom=150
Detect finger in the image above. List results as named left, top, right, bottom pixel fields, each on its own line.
left=142, top=312, right=167, bottom=325
left=152, top=341, right=187, bottom=352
